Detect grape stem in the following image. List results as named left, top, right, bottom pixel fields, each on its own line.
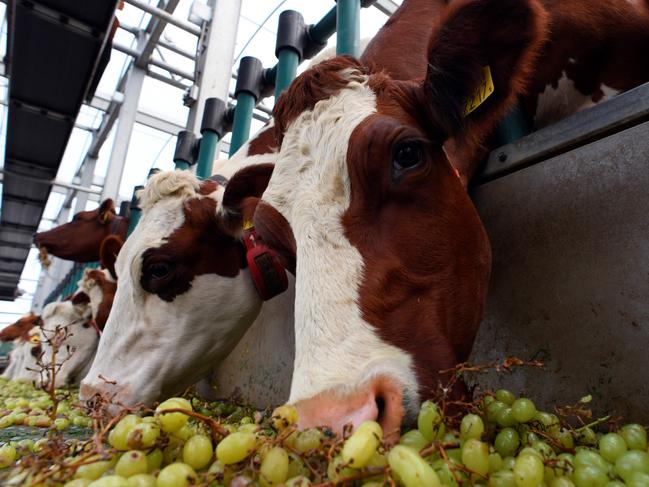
left=158, top=407, right=229, bottom=438
left=576, top=415, right=611, bottom=433
left=311, top=466, right=387, bottom=486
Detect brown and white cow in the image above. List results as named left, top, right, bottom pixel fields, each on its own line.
left=223, top=0, right=649, bottom=437
left=2, top=315, right=42, bottom=381
left=0, top=313, right=42, bottom=343
left=33, top=199, right=128, bottom=262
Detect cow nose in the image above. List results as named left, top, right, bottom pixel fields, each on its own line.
left=292, top=376, right=405, bottom=444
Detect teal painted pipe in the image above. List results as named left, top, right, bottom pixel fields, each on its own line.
left=229, top=92, right=256, bottom=157
left=127, top=210, right=141, bottom=237
left=310, top=7, right=337, bottom=45
left=495, top=103, right=530, bottom=145
left=275, top=48, right=299, bottom=98
left=336, top=0, right=361, bottom=56
left=196, top=131, right=219, bottom=179
left=175, top=160, right=190, bottom=171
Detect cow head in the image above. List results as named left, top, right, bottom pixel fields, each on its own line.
left=40, top=292, right=96, bottom=387
left=79, top=170, right=266, bottom=408
left=77, top=268, right=117, bottom=331
left=33, top=200, right=127, bottom=262
left=0, top=312, right=42, bottom=342
left=228, top=0, right=548, bottom=438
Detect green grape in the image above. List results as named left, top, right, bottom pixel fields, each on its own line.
left=400, top=429, right=428, bottom=451
left=216, top=431, right=256, bottom=465
left=327, top=455, right=358, bottom=482
left=260, top=447, right=289, bottom=487
left=599, top=433, right=628, bottom=463
left=126, top=474, right=156, bottom=487
left=434, top=460, right=459, bottom=487
left=462, top=439, right=489, bottom=476
left=627, top=472, right=649, bottom=487
left=487, top=401, right=508, bottom=423
left=271, top=405, right=298, bottom=431
left=577, top=428, right=598, bottom=446
left=283, top=430, right=299, bottom=449
left=418, top=401, right=444, bottom=441
left=574, top=450, right=609, bottom=471
left=496, top=390, right=516, bottom=406
left=109, top=415, right=142, bottom=450
left=55, top=418, right=71, bottom=431
left=489, top=471, right=516, bottom=487
left=495, top=428, right=520, bottom=458
left=497, top=408, right=518, bottom=428
left=127, top=422, right=160, bottom=449
left=182, top=434, right=213, bottom=470
left=502, top=456, right=517, bottom=471
left=388, top=445, right=441, bottom=487
left=535, top=412, right=559, bottom=428
left=615, top=451, right=649, bottom=481
left=146, top=449, right=163, bottom=473
left=74, top=459, right=113, bottom=480
left=237, top=423, right=258, bottom=434
left=532, top=440, right=556, bottom=459
left=63, top=479, right=93, bottom=487
left=115, top=451, right=148, bottom=478
left=511, top=399, right=537, bottom=423
left=155, top=398, right=192, bottom=434
left=489, top=451, right=504, bottom=472
left=621, top=425, right=648, bottom=451
left=605, top=481, right=626, bottom=487
left=287, top=452, right=308, bottom=478
left=294, top=428, right=323, bottom=453
left=0, top=444, right=16, bottom=467
left=87, top=476, right=128, bottom=487
left=447, top=448, right=463, bottom=464
left=367, top=450, right=388, bottom=468
left=553, top=428, right=575, bottom=451
left=342, top=421, right=383, bottom=468
left=461, top=414, right=485, bottom=440
left=573, top=466, right=609, bottom=487
left=551, top=478, right=576, bottom=487
left=285, top=476, right=311, bottom=487
left=513, top=453, right=544, bottom=487
left=156, top=463, right=196, bottom=487
left=173, top=424, right=194, bottom=441
left=0, top=417, right=12, bottom=429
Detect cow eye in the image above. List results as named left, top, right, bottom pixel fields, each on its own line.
left=147, top=262, right=171, bottom=280
left=393, top=142, right=423, bottom=173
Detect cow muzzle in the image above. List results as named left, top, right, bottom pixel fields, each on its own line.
left=292, top=375, right=406, bottom=444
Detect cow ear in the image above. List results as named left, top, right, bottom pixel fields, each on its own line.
left=99, top=235, right=123, bottom=280
left=220, top=163, right=275, bottom=236
left=423, top=0, right=547, bottom=138
left=98, top=199, right=116, bottom=224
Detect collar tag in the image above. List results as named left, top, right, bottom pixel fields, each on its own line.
left=243, top=220, right=254, bottom=231
left=464, top=66, right=495, bottom=116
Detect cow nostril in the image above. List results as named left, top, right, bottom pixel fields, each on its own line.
left=375, top=395, right=386, bottom=425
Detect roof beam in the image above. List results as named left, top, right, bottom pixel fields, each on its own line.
left=136, top=0, right=182, bottom=69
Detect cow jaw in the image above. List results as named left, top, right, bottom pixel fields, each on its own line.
left=261, top=75, right=419, bottom=429
left=80, top=189, right=262, bottom=407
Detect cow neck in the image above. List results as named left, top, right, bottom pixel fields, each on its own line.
left=109, top=216, right=128, bottom=240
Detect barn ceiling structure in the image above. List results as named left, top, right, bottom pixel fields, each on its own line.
left=0, top=0, right=399, bottom=320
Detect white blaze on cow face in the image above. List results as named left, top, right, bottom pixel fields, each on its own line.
left=4, top=330, right=41, bottom=382
left=261, top=71, right=419, bottom=426
left=80, top=171, right=262, bottom=407
left=40, top=300, right=96, bottom=387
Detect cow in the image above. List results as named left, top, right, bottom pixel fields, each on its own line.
left=33, top=199, right=128, bottom=262
left=6, top=329, right=43, bottom=382
left=0, top=313, right=42, bottom=342
left=219, top=0, right=649, bottom=439
left=77, top=264, right=119, bottom=331
left=78, top=166, right=295, bottom=409
left=39, top=292, right=97, bottom=387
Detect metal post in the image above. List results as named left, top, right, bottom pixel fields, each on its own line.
left=174, top=131, right=197, bottom=170
left=126, top=185, right=144, bottom=237
left=274, top=11, right=304, bottom=98
left=196, top=98, right=227, bottom=179
left=74, top=155, right=97, bottom=212
left=229, top=57, right=263, bottom=157
left=337, top=0, right=361, bottom=56
left=185, top=0, right=242, bottom=135
left=101, top=35, right=147, bottom=201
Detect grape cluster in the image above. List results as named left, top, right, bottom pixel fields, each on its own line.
left=0, top=378, right=648, bottom=486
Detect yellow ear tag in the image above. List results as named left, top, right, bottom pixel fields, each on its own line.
left=29, top=335, right=40, bottom=344
left=243, top=220, right=254, bottom=231
left=464, top=66, right=495, bottom=116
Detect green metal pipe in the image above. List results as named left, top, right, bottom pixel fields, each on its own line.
left=196, top=130, right=219, bottom=179
left=127, top=209, right=141, bottom=237
left=229, top=92, right=256, bottom=157
left=174, top=160, right=191, bottom=171
left=336, top=0, right=361, bottom=56
left=310, top=7, right=337, bottom=45
left=275, top=48, right=300, bottom=98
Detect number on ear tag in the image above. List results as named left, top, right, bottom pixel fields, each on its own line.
left=464, top=66, right=495, bottom=116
